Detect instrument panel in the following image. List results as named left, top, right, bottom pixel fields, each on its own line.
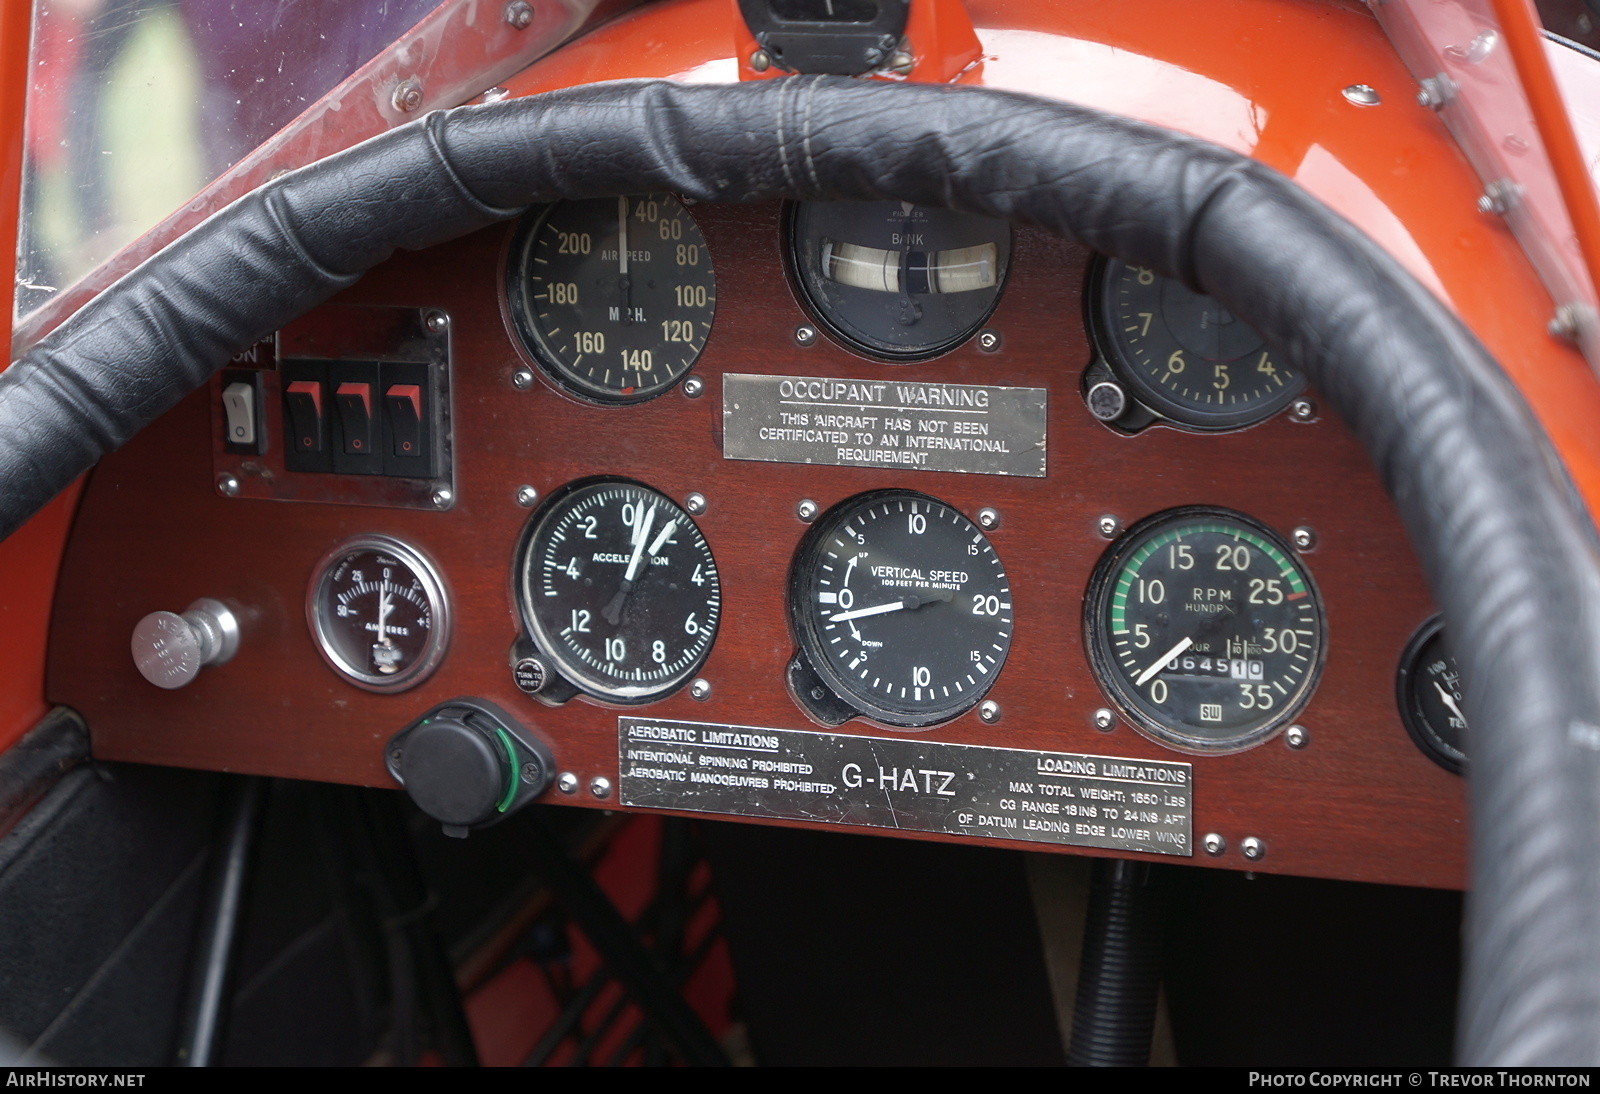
left=45, top=199, right=1464, bottom=889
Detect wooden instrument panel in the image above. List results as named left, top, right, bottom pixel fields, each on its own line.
left=45, top=203, right=1464, bottom=888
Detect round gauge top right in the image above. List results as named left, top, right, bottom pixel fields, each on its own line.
left=1088, top=256, right=1307, bottom=430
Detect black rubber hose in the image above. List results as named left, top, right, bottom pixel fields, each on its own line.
left=1068, top=860, right=1163, bottom=1066
left=4, top=77, right=1600, bottom=1061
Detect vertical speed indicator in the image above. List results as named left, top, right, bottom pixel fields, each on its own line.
left=1085, top=508, right=1326, bottom=753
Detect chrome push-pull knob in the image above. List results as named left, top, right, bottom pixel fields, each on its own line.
left=131, top=598, right=240, bottom=689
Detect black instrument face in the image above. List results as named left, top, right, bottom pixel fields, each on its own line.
left=507, top=194, right=716, bottom=404
left=307, top=535, right=449, bottom=692
left=789, top=201, right=1011, bottom=360
left=1088, top=256, right=1306, bottom=430
left=1396, top=616, right=1467, bottom=774
left=789, top=490, right=1013, bottom=728
left=1085, top=508, right=1326, bottom=753
left=516, top=479, right=721, bottom=704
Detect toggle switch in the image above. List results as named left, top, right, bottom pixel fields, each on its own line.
left=222, top=381, right=256, bottom=448
left=285, top=380, right=324, bottom=454
left=335, top=382, right=373, bottom=455
left=385, top=384, right=422, bottom=458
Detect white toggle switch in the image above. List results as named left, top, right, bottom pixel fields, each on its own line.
left=222, top=381, right=255, bottom=445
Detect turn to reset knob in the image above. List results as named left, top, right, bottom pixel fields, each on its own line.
left=131, top=598, right=240, bottom=689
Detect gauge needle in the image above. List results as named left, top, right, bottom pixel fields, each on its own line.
left=830, top=591, right=952, bottom=623
left=1136, top=637, right=1193, bottom=687
left=376, top=589, right=393, bottom=646
left=1434, top=680, right=1469, bottom=725
left=625, top=504, right=656, bottom=582
left=617, top=196, right=629, bottom=276
left=647, top=518, right=678, bottom=558
left=604, top=503, right=657, bottom=624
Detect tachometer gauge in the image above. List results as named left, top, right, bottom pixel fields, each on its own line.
left=788, top=490, right=1013, bottom=728
left=1086, top=256, right=1306, bottom=431
left=789, top=201, right=1010, bottom=360
left=308, top=535, right=450, bottom=692
left=1396, top=615, right=1467, bottom=774
left=514, top=478, right=721, bottom=704
left=1085, top=508, right=1325, bottom=753
left=506, top=194, right=715, bottom=404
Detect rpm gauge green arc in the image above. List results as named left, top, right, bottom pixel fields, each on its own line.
left=1085, top=508, right=1327, bottom=754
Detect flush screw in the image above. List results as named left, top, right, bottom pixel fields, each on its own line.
left=1289, top=398, right=1317, bottom=423
left=796, top=499, right=819, bottom=522
left=685, top=492, right=707, bottom=515
left=216, top=473, right=240, bottom=497
left=689, top=678, right=712, bottom=702
left=557, top=772, right=579, bottom=795
left=391, top=78, right=424, bottom=112
left=511, top=368, right=534, bottom=390
left=1203, top=832, right=1227, bottom=856
left=1285, top=724, right=1309, bottom=749
left=1292, top=526, right=1317, bottom=551
left=520, top=762, right=541, bottom=784
left=589, top=776, right=613, bottom=800
left=425, top=311, right=449, bottom=333
left=1093, top=708, right=1116, bottom=731
left=1097, top=515, right=1120, bottom=539
left=504, top=0, right=534, bottom=29
left=1087, top=380, right=1127, bottom=422
left=978, top=700, right=1001, bottom=723
left=888, top=49, right=914, bottom=76
left=516, top=485, right=539, bottom=508
left=1241, top=836, right=1266, bottom=861
left=977, top=507, right=1001, bottom=531
left=976, top=329, right=1001, bottom=352
left=794, top=325, right=818, bottom=346
left=750, top=49, right=772, bottom=72
left=431, top=488, right=454, bottom=510
left=1341, top=84, right=1381, bottom=106
left=681, top=376, right=704, bottom=398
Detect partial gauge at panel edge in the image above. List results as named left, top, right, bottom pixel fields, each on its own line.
left=1084, top=508, right=1325, bottom=754
left=1396, top=615, right=1467, bottom=774
left=506, top=194, right=715, bottom=404
left=788, top=490, right=1013, bottom=729
left=514, top=478, right=721, bottom=705
left=1084, top=255, right=1306, bottom=432
left=788, top=201, right=1011, bottom=360
left=308, top=534, right=450, bottom=692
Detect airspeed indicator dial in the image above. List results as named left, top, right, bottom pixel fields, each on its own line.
left=1085, top=508, right=1326, bottom=753
left=789, top=490, right=1013, bottom=728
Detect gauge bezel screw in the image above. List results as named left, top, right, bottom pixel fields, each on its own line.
left=589, top=776, right=613, bottom=800
left=425, top=311, right=449, bottom=333
left=796, top=499, right=819, bottom=522
left=976, top=329, right=1001, bottom=352
left=216, top=473, right=240, bottom=498
left=1241, top=836, right=1266, bottom=861
left=1292, top=526, right=1317, bottom=551
left=557, top=772, right=578, bottom=795
left=511, top=368, right=535, bottom=390
left=1285, top=724, right=1309, bottom=750
left=977, top=507, right=1001, bottom=531
left=1093, top=708, right=1116, bottom=731
left=688, top=678, right=712, bottom=702
left=751, top=49, right=771, bottom=72
left=391, top=78, right=424, bottom=113
left=1097, top=515, right=1120, bottom=539
left=685, top=492, right=707, bottom=515
left=682, top=376, right=704, bottom=399
left=431, top=488, right=454, bottom=510
left=794, top=324, right=818, bottom=346
left=978, top=700, right=1001, bottom=723
left=516, top=485, right=539, bottom=508
left=1289, top=398, right=1317, bottom=423
left=520, top=762, right=541, bottom=784
left=888, top=49, right=915, bottom=76
left=1203, top=832, right=1227, bottom=856
left=504, top=0, right=534, bottom=29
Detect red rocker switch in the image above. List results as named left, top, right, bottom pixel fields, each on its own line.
left=385, top=384, right=423, bottom=458
left=284, top=380, right=323, bottom=453
left=335, top=382, right=373, bottom=455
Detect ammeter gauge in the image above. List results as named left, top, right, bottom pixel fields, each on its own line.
left=514, top=478, right=721, bottom=704
left=308, top=535, right=450, bottom=692
left=506, top=194, right=715, bottom=404
left=1084, top=508, right=1326, bottom=753
left=788, top=490, right=1013, bottom=728
left=789, top=201, right=1010, bottom=359
left=1396, top=615, right=1467, bottom=773
left=1085, top=256, right=1306, bottom=431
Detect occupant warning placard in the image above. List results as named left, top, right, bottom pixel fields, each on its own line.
left=617, top=719, right=1192, bottom=856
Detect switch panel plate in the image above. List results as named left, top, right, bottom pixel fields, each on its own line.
left=210, top=305, right=453, bottom=511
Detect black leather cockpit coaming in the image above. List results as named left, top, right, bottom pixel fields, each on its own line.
left=3, top=76, right=1599, bottom=1063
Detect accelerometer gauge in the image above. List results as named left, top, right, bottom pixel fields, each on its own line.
left=1396, top=615, right=1467, bottom=774
left=515, top=478, right=721, bottom=704
left=789, top=201, right=1011, bottom=359
left=1085, top=508, right=1326, bottom=753
left=506, top=194, right=715, bottom=404
left=789, top=490, right=1013, bottom=728
left=1086, top=256, right=1306, bottom=431
left=308, top=535, right=450, bottom=692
